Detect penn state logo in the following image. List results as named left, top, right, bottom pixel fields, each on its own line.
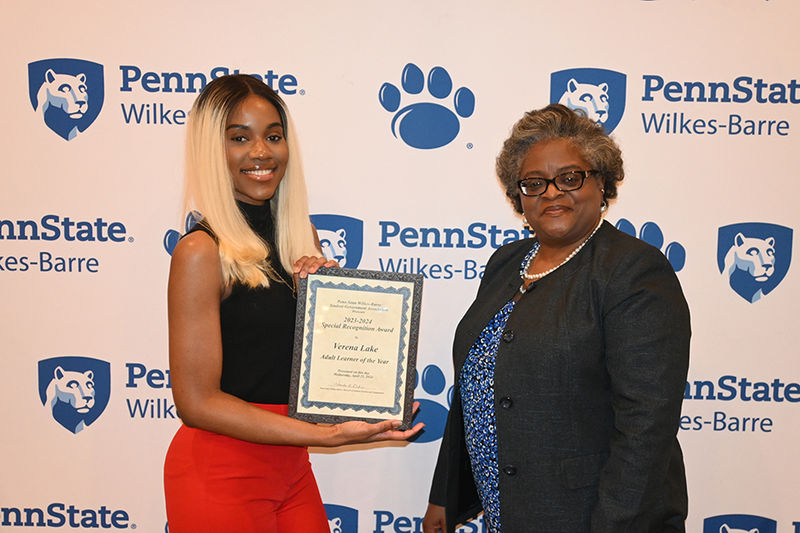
left=379, top=63, right=475, bottom=149
left=311, top=214, right=364, bottom=268
left=550, top=68, right=627, bottom=133
left=703, top=514, right=777, bottom=533
left=28, top=58, right=104, bottom=141
left=324, top=504, right=358, bottom=533
left=717, top=222, right=793, bottom=303
left=38, top=356, right=111, bottom=434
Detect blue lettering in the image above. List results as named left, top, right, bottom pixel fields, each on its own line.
left=278, top=74, right=298, bottom=95
left=419, top=227, right=442, bottom=248
left=641, top=113, right=667, bottom=133
left=442, top=228, right=465, bottom=248
left=161, top=72, right=185, bottom=93
left=678, top=415, right=703, bottom=431
left=663, top=81, right=683, bottom=102
left=121, top=103, right=145, bottom=123
left=39, top=251, right=52, bottom=272
left=467, top=223, right=487, bottom=248
left=716, top=375, right=737, bottom=401
left=372, top=510, right=424, bottom=533
left=733, top=76, right=753, bottom=103
left=400, top=227, right=419, bottom=247
left=642, top=75, right=664, bottom=101
left=41, top=215, right=61, bottom=241
left=642, top=74, right=800, bottom=104
left=379, top=221, right=527, bottom=249
left=379, top=221, right=400, bottom=247
left=1, top=503, right=128, bottom=528
left=712, top=411, right=727, bottom=431
left=374, top=510, right=394, bottom=532
left=126, top=398, right=178, bottom=419
left=108, top=222, right=126, bottom=242
left=15, top=220, right=39, bottom=240
left=713, top=411, right=773, bottom=432
left=119, top=65, right=141, bottom=92
left=119, top=65, right=300, bottom=94
left=786, top=383, right=800, bottom=402
left=141, top=71, right=161, bottom=92
left=687, top=375, right=800, bottom=402
left=686, top=381, right=714, bottom=400
left=0, top=215, right=127, bottom=243
left=126, top=362, right=172, bottom=388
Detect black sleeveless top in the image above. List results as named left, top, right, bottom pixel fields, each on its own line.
left=188, top=201, right=296, bottom=404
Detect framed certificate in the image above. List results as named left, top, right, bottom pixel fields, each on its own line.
left=288, top=267, right=423, bottom=429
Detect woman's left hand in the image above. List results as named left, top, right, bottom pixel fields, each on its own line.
left=293, top=256, right=338, bottom=278
left=329, top=402, right=424, bottom=445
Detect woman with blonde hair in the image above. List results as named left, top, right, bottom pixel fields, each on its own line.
left=164, top=74, right=421, bottom=533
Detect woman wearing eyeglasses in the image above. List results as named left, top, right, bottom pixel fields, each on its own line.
left=422, top=104, right=690, bottom=533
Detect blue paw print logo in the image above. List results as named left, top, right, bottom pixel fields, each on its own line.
left=163, top=212, right=201, bottom=256
left=410, top=364, right=453, bottom=443
left=379, top=63, right=475, bottom=149
left=615, top=218, right=686, bottom=271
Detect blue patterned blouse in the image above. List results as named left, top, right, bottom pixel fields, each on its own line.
left=459, top=244, right=538, bottom=533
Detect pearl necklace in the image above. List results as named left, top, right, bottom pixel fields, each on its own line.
left=521, top=219, right=604, bottom=282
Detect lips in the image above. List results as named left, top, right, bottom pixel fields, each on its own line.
left=542, top=205, right=571, bottom=215
left=241, top=167, right=277, bottom=181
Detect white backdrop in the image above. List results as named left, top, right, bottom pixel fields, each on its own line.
left=2, top=1, right=799, bottom=532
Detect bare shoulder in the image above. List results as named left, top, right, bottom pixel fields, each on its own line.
left=171, top=231, right=218, bottom=269
left=168, top=231, right=223, bottom=296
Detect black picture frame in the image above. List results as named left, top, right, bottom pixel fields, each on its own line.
left=288, top=267, right=423, bottom=429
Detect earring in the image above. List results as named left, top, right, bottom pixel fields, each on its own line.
left=600, top=200, right=608, bottom=213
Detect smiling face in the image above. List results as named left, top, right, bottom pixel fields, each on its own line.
left=225, top=94, right=289, bottom=205
left=519, top=138, right=604, bottom=248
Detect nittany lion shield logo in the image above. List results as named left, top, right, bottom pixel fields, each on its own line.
left=324, top=504, right=358, bottom=533
left=38, top=356, right=111, bottom=434
left=311, top=214, right=364, bottom=269
left=28, top=58, right=105, bottom=141
left=703, top=514, right=777, bottom=533
left=550, top=68, right=627, bottom=133
left=717, top=222, right=793, bottom=303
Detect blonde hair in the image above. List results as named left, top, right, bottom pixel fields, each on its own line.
left=183, top=75, right=319, bottom=288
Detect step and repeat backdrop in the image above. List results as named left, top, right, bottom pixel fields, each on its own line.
left=2, top=1, right=798, bottom=531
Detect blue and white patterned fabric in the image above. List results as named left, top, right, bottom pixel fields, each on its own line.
left=459, top=244, right=538, bottom=533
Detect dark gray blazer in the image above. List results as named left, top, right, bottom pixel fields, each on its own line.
left=429, top=222, right=690, bottom=532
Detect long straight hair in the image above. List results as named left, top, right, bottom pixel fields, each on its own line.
left=183, top=74, right=318, bottom=288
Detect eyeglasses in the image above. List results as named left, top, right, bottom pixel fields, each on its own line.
left=517, top=170, right=599, bottom=197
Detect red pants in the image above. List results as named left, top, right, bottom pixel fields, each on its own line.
left=164, top=404, right=329, bottom=533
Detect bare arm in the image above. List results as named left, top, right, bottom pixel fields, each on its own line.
left=168, top=231, right=421, bottom=446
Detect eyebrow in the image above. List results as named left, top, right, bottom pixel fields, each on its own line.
left=225, top=122, right=284, bottom=131
left=522, top=164, right=583, bottom=178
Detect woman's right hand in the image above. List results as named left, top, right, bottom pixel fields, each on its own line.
left=422, top=503, right=447, bottom=533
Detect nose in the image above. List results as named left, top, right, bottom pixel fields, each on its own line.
left=250, top=139, right=270, bottom=159
left=540, top=180, right=564, bottom=199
